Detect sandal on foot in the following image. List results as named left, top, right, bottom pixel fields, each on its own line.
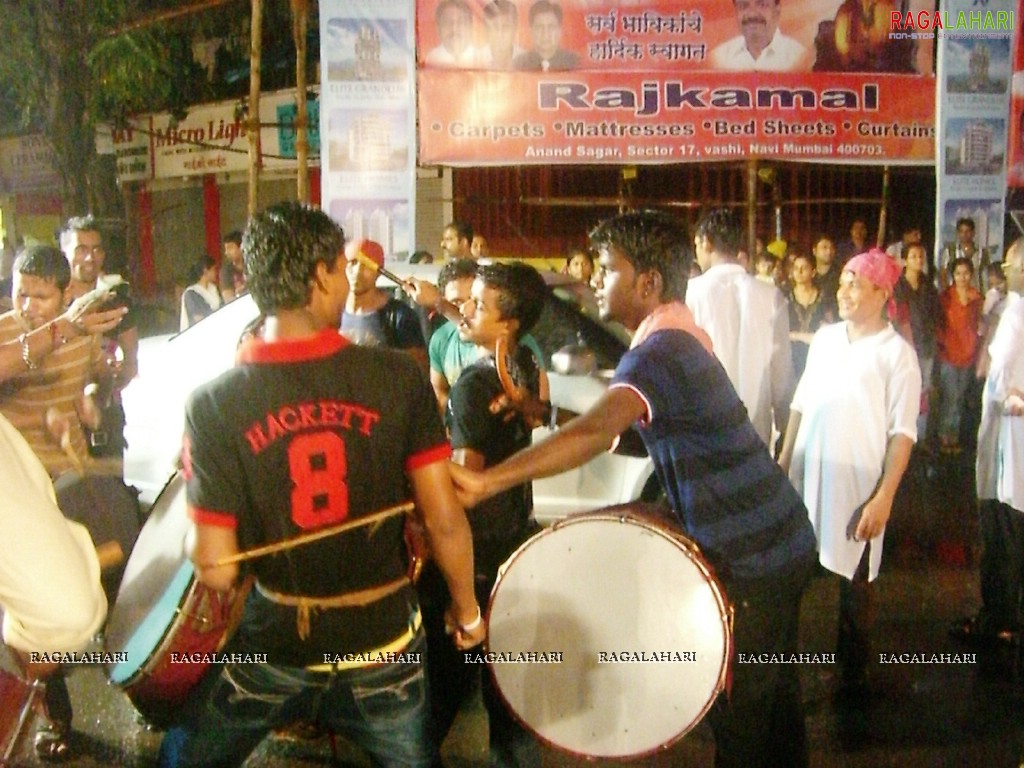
left=34, top=722, right=72, bottom=763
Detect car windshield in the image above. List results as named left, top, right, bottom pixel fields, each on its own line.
left=529, top=281, right=628, bottom=371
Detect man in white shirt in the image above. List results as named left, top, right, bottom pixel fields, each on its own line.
left=956, top=292, right=1024, bottom=647
left=687, top=208, right=794, bottom=450
left=779, top=248, right=919, bottom=719
left=425, top=0, right=479, bottom=67
left=0, top=412, right=107, bottom=761
left=710, top=0, right=808, bottom=72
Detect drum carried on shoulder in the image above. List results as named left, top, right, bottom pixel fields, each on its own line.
left=485, top=510, right=733, bottom=761
left=104, top=472, right=249, bottom=727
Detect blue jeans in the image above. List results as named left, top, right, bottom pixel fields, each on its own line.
left=159, top=630, right=434, bottom=768
left=938, top=361, right=972, bottom=444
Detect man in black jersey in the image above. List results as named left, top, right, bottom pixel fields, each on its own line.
left=420, top=262, right=547, bottom=767
left=159, top=202, right=482, bottom=768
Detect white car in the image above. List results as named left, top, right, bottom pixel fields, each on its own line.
left=122, top=267, right=658, bottom=524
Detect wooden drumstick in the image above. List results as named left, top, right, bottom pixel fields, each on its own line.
left=355, top=253, right=463, bottom=325
left=45, top=407, right=85, bottom=477
left=355, top=252, right=407, bottom=287
left=209, top=501, right=415, bottom=568
left=95, top=540, right=125, bottom=570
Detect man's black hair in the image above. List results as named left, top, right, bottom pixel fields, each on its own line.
left=438, top=258, right=478, bottom=294
left=446, top=220, right=474, bottom=244
left=477, top=261, right=547, bottom=339
left=13, top=245, right=71, bottom=292
left=589, top=210, right=692, bottom=303
left=242, top=203, right=345, bottom=313
left=694, top=208, right=741, bottom=258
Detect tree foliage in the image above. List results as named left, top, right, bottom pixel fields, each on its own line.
left=0, top=0, right=237, bottom=215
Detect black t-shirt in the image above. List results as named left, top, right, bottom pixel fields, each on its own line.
left=446, top=357, right=533, bottom=545
left=341, top=297, right=426, bottom=351
left=185, top=329, right=449, bottom=665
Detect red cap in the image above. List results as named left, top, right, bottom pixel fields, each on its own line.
left=347, top=239, right=384, bottom=269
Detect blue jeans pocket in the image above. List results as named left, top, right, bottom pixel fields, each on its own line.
left=350, top=662, right=427, bottom=722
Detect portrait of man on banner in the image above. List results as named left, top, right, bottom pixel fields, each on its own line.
left=709, top=0, right=809, bottom=72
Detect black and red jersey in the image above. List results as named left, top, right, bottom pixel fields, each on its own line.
left=184, top=329, right=448, bottom=664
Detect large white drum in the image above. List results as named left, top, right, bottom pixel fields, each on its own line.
left=486, top=512, right=732, bottom=760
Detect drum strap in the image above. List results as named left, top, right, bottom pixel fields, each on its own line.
left=254, top=575, right=410, bottom=641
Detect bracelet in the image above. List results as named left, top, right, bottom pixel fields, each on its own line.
left=548, top=403, right=559, bottom=430
left=458, top=605, right=483, bottom=633
left=19, top=333, right=39, bottom=370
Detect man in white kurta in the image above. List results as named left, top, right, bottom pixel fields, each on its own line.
left=780, top=248, right=920, bottom=705
left=0, top=411, right=106, bottom=760
left=0, top=412, right=106, bottom=659
left=690, top=209, right=794, bottom=449
left=957, top=291, right=1024, bottom=643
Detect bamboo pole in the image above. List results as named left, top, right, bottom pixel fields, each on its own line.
left=746, top=159, right=758, bottom=260
left=247, top=0, right=263, bottom=218
left=291, top=0, right=309, bottom=204
left=877, top=165, right=891, bottom=249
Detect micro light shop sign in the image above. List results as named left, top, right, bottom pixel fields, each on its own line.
left=151, top=104, right=248, bottom=179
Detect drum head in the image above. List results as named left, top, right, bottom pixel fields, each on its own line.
left=105, top=473, right=191, bottom=685
left=486, top=514, right=730, bottom=760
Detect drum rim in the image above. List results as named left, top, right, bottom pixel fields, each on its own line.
left=484, top=511, right=734, bottom=761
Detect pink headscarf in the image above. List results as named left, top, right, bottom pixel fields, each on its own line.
left=843, top=248, right=901, bottom=293
left=843, top=247, right=902, bottom=318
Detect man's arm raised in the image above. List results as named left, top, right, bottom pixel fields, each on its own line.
left=450, top=386, right=646, bottom=509
left=409, top=459, right=485, bottom=649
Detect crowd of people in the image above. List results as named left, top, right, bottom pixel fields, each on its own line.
left=0, top=204, right=1021, bottom=768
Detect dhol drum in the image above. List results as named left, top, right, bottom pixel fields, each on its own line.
left=0, top=669, right=42, bottom=766
left=53, top=473, right=141, bottom=607
left=485, top=511, right=732, bottom=761
left=104, top=473, right=249, bottom=726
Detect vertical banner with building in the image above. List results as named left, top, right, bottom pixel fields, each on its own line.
left=319, top=0, right=416, bottom=261
left=935, top=0, right=1015, bottom=280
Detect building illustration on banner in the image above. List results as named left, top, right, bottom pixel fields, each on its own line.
left=341, top=206, right=396, bottom=257
left=945, top=117, right=1006, bottom=174
left=945, top=36, right=1011, bottom=94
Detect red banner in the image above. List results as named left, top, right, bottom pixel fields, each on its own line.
left=417, top=0, right=936, bottom=164
left=419, top=70, right=935, bottom=165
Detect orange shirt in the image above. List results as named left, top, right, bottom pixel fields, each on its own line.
left=937, top=286, right=982, bottom=368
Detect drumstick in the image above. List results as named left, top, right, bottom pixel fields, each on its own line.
left=494, top=335, right=525, bottom=404
left=494, top=336, right=553, bottom=428
left=46, top=407, right=86, bottom=476
left=356, top=253, right=463, bottom=325
left=60, top=431, right=86, bottom=477
left=95, top=540, right=125, bottom=570
left=209, top=501, right=415, bottom=568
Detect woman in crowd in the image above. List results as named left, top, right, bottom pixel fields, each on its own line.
left=786, top=251, right=836, bottom=381
left=936, top=256, right=982, bottom=454
left=893, top=242, right=941, bottom=446
left=179, top=254, right=222, bottom=331
left=565, top=247, right=594, bottom=285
